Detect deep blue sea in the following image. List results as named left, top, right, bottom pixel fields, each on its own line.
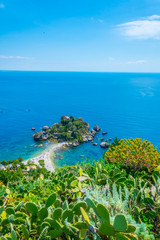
left=0, top=71, right=160, bottom=167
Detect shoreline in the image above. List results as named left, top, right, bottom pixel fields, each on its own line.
left=25, top=142, right=66, bottom=172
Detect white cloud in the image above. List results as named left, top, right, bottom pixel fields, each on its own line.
left=118, top=15, right=160, bottom=39
left=147, top=15, right=160, bottom=20
left=0, top=3, right=4, bottom=8
left=127, top=60, right=148, bottom=64
left=0, top=55, right=30, bottom=59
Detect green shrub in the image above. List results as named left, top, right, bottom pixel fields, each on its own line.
left=104, top=138, right=160, bottom=172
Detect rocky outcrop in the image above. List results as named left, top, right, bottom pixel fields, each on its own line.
left=42, top=135, right=48, bottom=140
left=80, top=132, right=94, bottom=143
left=67, top=142, right=79, bottom=147
left=65, top=131, right=95, bottom=147
left=93, top=143, right=98, bottom=146
left=43, top=126, right=49, bottom=131
left=33, top=133, right=44, bottom=141
left=91, top=129, right=97, bottom=137
left=93, top=125, right=101, bottom=132
left=87, top=136, right=93, bottom=141
left=100, top=142, right=110, bottom=148
left=102, top=132, right=108, bottom=135
left=72, top=142, right=79, bottom=147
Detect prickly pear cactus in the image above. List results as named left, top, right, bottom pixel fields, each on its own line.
left=38, top=207, right=48, bottom=220
left=25, top=202, right=38, bottom=214
left=96, top=203, right=110, bottom=223
left=53, top=208, right=62, bottom=220
left=21, top=224, right=29, bottom=239
left=113, top=214, right=128, bottom=232
left=45, top=193, right=56, bottom=208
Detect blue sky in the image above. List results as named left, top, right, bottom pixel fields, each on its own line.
left=0, top=0, right=160, bottom=72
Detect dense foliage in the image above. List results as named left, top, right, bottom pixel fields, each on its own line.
left=34, top=116, right=90, bottom=142
left=104, top=138, right=160, bottom=172
left=0, top=155, right=160, bottom=239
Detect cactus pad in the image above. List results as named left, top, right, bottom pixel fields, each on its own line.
left=45, top=193, right=56, bottom=208
left=6, top=207, right=15, bottom=216
left=53, top=208, right=63, bottom=220
left=113, top=214, right=128, bottom=232
left=21, top=224, right=29, bottom=239
left=99, top=222, right=114, bottom=236
left=73, top=202, right=87, bottom=215
left=48, top=229, right=62, bottom=238
left=38, top=207, right=48, bottom=220
left=62, top=209, right=73, bottom=222
left=126, top=224, right=136, bottom=233
left=96, top=204, right=110, bottom=224
left=25, top=202, right=38, bottom=214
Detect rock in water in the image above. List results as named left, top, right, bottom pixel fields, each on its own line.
left=43, top=126, right=49, bottom=131
left=33, top=133, right=43, bottom=141
left=72, top=142, right=79, bottom=147
left=32, top=128, right=35, bottom=131
left=93, top=143, right=98, bottom=146
left=102, top=132, right=108, bottom=135
left=93, top=125, right=101, bottom=132
left=91, top=129, right=96, bottom=136
left=100, top=142, right=109, bottom=148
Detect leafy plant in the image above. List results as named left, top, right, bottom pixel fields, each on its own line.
left=104, top=138, right=160, bottom=172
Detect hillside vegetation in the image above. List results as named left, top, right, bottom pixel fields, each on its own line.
left=0, top=138, right=160, bottom=239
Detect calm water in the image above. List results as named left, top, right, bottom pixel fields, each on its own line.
left=0, top=71, right=160, bottom=167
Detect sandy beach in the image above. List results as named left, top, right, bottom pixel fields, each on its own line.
left=26, top=143, right=66, bottom=172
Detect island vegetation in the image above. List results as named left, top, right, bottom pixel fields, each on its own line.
left=0, top=137, right=160, bottom=239
left=33, top=116, right=101, bottom=147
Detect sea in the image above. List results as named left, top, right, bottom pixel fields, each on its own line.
left=0, top=71, right=160, bottom=167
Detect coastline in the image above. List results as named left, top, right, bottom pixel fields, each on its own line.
left=25, top=142, right=66, bottom=172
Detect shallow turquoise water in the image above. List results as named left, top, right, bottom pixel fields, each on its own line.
left=53, top=132, right=106, bottom=167
left=0, top=71, right=160, bottom=166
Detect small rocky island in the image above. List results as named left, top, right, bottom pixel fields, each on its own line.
left=33, top=116, right=103, bottom=147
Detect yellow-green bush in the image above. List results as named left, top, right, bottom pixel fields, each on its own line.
left=104, top=138, right=160, bottom=172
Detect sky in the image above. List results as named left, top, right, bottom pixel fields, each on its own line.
left=0, top=0, right=160, bottom=72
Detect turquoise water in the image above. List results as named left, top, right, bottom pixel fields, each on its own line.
left=0, top=71, right=160, bottom=166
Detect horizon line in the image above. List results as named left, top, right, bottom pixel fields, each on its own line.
left=0, top=70, right=160, bottom=74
